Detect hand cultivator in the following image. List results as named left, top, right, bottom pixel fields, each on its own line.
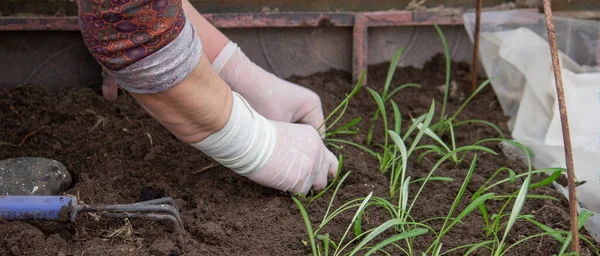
left=0, top=195, right=184, bottom=232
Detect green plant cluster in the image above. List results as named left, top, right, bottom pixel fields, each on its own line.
left=293, top=24, right=597, bottom=256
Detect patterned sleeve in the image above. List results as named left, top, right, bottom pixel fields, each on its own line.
left=77, top=0, right=202, bottom=94
left=78, top=0, right=186, bottom=71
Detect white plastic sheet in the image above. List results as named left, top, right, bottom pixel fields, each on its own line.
left=463, top=9, right=600, bottom=242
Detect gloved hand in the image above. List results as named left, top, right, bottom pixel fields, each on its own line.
left=191, top=91, right=338, bottom=194
left=212, top=41, right=326, bottom=135
left=247, top=121, right=336, bottom=193
left=100, top=50, right=335, bottom=194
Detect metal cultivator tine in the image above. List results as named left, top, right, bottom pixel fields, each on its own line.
left=76, top=197, right=184, bottom=232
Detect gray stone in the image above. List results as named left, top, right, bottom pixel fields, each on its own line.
left=0, top=157, right=72, bottom=196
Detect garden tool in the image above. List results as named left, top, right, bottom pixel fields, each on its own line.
left=0, top=157, right=183, bottom=232
left=0, top=195, right=185, bottom=232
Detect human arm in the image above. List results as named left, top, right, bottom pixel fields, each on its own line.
left=131, top=53, right=338, bottom=194
left=100, top=0, right=327, bottom=137
left=130, top=53, right=232, bottom=144
left=77, top=0, right=337, bottom=194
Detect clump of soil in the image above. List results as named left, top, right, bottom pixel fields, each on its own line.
left=0, top=54, right=598, bottom=255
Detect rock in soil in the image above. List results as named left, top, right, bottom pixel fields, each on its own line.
left=0, top=157, right=71, bottom=195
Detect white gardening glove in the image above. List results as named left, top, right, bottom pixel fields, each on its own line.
left=191, top=91, right=338, bottom=194
left=212, top=41, right=326, bottom=135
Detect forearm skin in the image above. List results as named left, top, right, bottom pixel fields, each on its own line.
left=77, top=0, right=232, bottom=143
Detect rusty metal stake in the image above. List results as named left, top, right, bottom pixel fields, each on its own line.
left=471, top=0, right=482, bottom=93
left=542, top=0, right=580, bottom=253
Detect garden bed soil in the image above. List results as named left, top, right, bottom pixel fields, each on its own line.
left=1, top=55, right=598, bottom=255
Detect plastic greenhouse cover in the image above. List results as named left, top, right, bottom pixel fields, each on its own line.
left=463, top=9, right=600, bottom=242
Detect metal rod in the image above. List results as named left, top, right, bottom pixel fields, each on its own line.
left=134, top=197, right=178, bottom=207
left=471, top=0, right=482, bottom=93
left=541, top=0, right=580, bottom=253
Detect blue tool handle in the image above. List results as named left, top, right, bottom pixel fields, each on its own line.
left=0, top=195, right=77, bottom=222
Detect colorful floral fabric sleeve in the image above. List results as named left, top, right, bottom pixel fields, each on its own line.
left=77, top=0, right=203, bottom=94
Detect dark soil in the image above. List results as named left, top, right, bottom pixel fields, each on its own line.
left=1, top=54, right=598, bottom=255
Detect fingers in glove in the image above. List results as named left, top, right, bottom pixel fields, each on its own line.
left=326, top=150, right=339, bottom=178
left=298, top=108, right=326, bottom=138
left=311, top=153, right=329, bottom=191
left=286, top=89, right=326, bottom=137
left=297, top=172, right=316, bottom=195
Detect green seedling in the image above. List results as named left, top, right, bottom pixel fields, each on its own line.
left=316, top=73, right=393, bottom=173
left=365, top=47, right=420, bottom=146
left=319, top=71, right=363, bottom=140
left=428, top=154, right=490, bottom=253
left=522, top=210, right=598, bottom=256
left=292, top=23, right=596, bottom=256
left=386, top=112, right=498, bottom=254
left=293, top=171, right=428, bottom=256
left=440, top=139, right=596, bottom=256
left=493, top=168, right=533, bottom=256
left=472, top=142, right=564, bottom=235
left=365, top=87, right=393, bottom=172
left=485, top=210, right=598, bottom=256
left=400, top=24, right=505, bottom=167
left=387, top=100, right=435, bottom=197
left=355, top=46, right=420, bottom=174
left=320, top=73, right=384, bottom=160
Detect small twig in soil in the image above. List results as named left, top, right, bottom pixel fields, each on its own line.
left=101, top=218, right=134, bottom=239
left=146, top=133, right=153, bottom=146
left=0, top=126, right=48, bottom=147
left=542, top=0, right=579, bottom=253
left=72, top=191, right=88, bottom=205
left=531, top=204, right=563, bottom=215
left=471, top=0, right=482, bottom=93
left=85, top=109, right=107, bottom=133
left=194, top=163, right=218, bottom=173
left=87, top=212, right=102, bottom=222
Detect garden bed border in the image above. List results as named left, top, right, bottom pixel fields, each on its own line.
left=0, top=8, right=558, bottom=84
